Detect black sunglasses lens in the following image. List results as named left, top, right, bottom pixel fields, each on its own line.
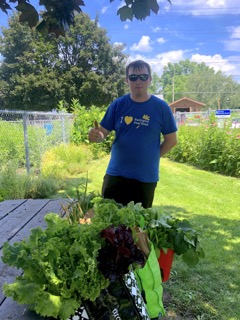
left=139, top=74, right=149, bottom=81
left=128, top=75, right=138, bottom=81
left=128, top=74, right=149, bottom=81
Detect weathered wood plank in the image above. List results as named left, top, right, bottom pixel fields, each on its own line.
left=0, top=199, right=51, bottom=249
left=0, top=199, right=70, bottom=320
left=0, top=199, right=68, bottom=303
left=0, top=199, right=27, bottom=220
left=0, top=297, right=52, bottom=319
left=7, top=198, right=69, bottom=244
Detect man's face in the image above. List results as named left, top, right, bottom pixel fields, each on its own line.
left=126, top=66, right=152, bottom=97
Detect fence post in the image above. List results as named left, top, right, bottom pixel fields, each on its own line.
left=61, top=113, right=66, bottom=143
left=23, top=112, right=30, bottom=173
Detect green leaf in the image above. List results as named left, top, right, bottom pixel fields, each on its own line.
left=210, top=159, right=218, bottom=164
left=125, top=0, right=133, bottom=5
left=173, top=233, right=189, bottom=255
left=132, top=0, right=150, bottom=20
left=35, top=19, right=47, bottom=34
left=117, top=6, right=133, bottom=21
left=2, top=213, right=109, bottom=319
left=148, top=0, right=159, bottom=14
left=182, top=250, right=200, bottom=267
left=16, top=3, right=39, bottom=28
left=177, top=219, right=192, bottom=229
left=0, top=1, right=12, bottom=14
left=3, top=279, right=43, bottom=305
left=59, top=298, right=81, bottom=320
left=34, top=292, right=61, bottom=318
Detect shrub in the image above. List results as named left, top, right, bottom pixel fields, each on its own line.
left=0, top=161, right=29, bottom=199
left=24, top=175, right=60, bottom=199
left=70, top=100, right=114, bottom=158
left=41, top=143, right=91, bottom=178
left=0, top=116, right=74, bottom=170
left=0, top=122, right=25, bottom=166
left=0, top=161, right=59, bottom=200
left=167, top=124, right=240, bottom=177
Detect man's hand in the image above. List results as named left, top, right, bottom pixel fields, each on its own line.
left=88, top=121, right=106, bottom=143
left=160, top=132, right=177, bottom=157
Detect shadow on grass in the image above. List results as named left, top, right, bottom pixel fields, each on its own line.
left=155, top=205, right=240, bottom=319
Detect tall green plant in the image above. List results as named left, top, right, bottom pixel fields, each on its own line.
left=167, top=124, right=240, bottom=177
left=41, top=143, right=91, bottom=178
left=70, top=99, right=115, bottom=158
left=0, top=161, right=59, bottom=200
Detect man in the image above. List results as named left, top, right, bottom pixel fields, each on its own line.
left=88, top=60, right=177, bottom=208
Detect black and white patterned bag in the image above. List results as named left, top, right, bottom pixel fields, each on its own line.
left=68, top=306, right=89, bottom=320
left=67, top=271, right=150, bottom=320
left=123, top=270, right=150, bottom=320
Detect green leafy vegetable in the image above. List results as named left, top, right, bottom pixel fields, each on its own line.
left=97, top=224, right=145, bottom=280
left=2, top=213, right=109, bottom=320
left=92, top=198, right=205, bottom=267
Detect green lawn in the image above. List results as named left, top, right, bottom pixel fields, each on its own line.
left=57, top=156, right=240, bottom=320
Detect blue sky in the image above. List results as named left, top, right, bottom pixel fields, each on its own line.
left=1, top=0, right=240, bottom=82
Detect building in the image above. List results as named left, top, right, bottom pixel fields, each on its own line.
left=169, top=97, right=206, bottom=114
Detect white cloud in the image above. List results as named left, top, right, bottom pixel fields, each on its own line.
left=127, top=51, right=240, bottom=81
left=224, top=40, right=240, bottom=52
left=152, top=26, right=161, bottom=32
left=156, top=37, right=166, bottom=44
left=190, top=53, right=240, bottom=82
left=206, top=0, right=225, bottom=7
left=230, top=26, right=240, bottom=39
left=130, top=36, right=153, bottom=52
left=155, top=50, right=186, bottom=64
left=221, top=25, right=240, bottom=52
left=150, top=50, right=186, bottom=74
left=168, top=0, right=240, bottom=15
left=128, top=50, right=186, bottom=76
left=124, top=24, right=129, bottom=30
left=113, top=42, right=124, bottom=46
left=191, top=53, right=237, bottom=74
left=101, top=6, right=108, bottom=14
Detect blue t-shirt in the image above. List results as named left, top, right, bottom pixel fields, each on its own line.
left=100, top=94, right=177, bottom=182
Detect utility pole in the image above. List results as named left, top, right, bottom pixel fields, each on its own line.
left=172, top=65, right=175, bottom=102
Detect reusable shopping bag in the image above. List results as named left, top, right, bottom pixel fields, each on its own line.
left=67, top=271, right=150, bottom=320
left=134, top=242, right=165, bottom=319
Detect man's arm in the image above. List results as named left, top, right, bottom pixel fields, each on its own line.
left=88, top=121, right=110, bottom=143
left=160, top=132, right=177, bottom=157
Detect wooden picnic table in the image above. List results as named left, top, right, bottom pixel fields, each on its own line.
left=0, top=198, right=69, bottom=320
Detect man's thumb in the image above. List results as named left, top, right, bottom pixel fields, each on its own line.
left=94, top=120, right=99, bottom=130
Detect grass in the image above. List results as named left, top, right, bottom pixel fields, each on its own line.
left=55, top=156, right=240, bottom=320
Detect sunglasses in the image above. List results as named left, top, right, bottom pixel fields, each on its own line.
left=128, top=74, right=150, bottom=82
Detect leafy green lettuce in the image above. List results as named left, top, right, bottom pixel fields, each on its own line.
left=2, top=213, right=109, bottom=319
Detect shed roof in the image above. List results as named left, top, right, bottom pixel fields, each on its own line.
left=169, top=97, right=206, bottom=106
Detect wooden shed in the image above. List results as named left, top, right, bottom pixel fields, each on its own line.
left=169, top=97, right=206, bottom=114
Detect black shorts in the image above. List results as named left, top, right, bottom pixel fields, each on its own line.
left=102, top=174, right=157, bottom=208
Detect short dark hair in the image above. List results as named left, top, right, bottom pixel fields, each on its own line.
left=126, top=60, right=151, bottom=77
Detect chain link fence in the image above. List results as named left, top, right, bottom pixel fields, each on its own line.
left=0, top=110, right=74, bottom=172
left=1, top=108, right=239, bottom=173
left=175, top=109, right=240, bottom=127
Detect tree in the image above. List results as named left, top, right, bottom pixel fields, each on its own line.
left=148, top=72, right=161, bottom=95
left=160, top=60, right=240, bottom=109
left=0, top=0, right=171, bottom=37
left=187, top=70, right=240, bottom=110
left=0, top=14, right=128, bottom=111
left=161, top=60, right=199, bottom=103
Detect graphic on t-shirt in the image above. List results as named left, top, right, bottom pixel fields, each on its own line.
left=123, top=115, right=150, bottom=128
left=143, top=114, right=150, bottom=121
left=124, top=116, right=133, bottom=125
left=134, top=115, right=150, bottom=129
